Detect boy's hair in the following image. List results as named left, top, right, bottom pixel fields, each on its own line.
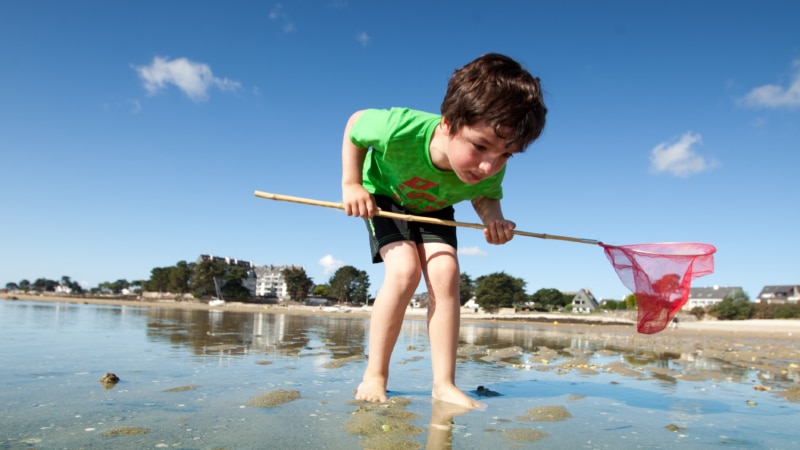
left=440, top=53, right=547, bottom=151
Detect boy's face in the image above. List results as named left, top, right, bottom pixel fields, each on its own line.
left=441, top=119, right=519, bottom=184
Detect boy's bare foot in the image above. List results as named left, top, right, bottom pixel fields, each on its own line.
left=432, top=383, right=487, bottom=410
left=355, top=376, right=388, bottom=403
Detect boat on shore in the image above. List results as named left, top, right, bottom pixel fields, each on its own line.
left=208, top=277, right=225, bottom=307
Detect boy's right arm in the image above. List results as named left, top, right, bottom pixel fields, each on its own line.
left=341, top=110, right=376, bottom=218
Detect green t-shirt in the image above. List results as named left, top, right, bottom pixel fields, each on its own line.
left=349, top=108, right=504, bottom=214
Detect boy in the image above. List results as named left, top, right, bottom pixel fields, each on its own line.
left=341, top=53, right=547, bottom=409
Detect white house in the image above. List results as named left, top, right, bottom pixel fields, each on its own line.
left=683, top=286, right=744, bottom=310
left=756, top=285, right=800, bottom=304
left=254, top=264, right=304, bottom=300
left=571, top=289, right=598, bottom=313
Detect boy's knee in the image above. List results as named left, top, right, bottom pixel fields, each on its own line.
left=385, top=263, right=422, bottom=289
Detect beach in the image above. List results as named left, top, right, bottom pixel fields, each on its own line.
left=2, top=294, right=799, bottom=448
left=5, top=294, right=800, bottom=395
left=6, top=292, right=800, bottom=337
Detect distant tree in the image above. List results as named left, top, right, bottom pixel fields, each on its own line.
left=474, top=272, right=526, bottom=311
left=530, top=288, right=563, bottom=311
left=5, top=282, right=19, bottom=291
left=603, top=300, right=621, bottom=311
left=67, top=279, right=84, bottom=295
left=191, top=259, right=228, bottom=296
left=282, top=266, right=314, bottom=302
left=18, top=279, right=30, bottom=292
left=772, top=303, right=800, bottom=319
left=96, top=279, right=129, bottom=294
left=708, top=291, right=754, bottom=320
left=624, top=293, right=638, bottom=310
left=690, top=306, right=706, bottom=320
left=560, top=293, right=574, bottom=309
left=313, top=284, right=329, bottom=296
left=111, top=279, right=130, bottom=294
left=129, top=280, right=145, bottom=294
left=219, top=266, right=252, bottom=300
left=32, top=278, right=57, bottom=292
left=143, top=267, right=171, bottom=292
left=754, top=302, right=800, bottom=320
left=328, top=266, right=370, bottom=304
left=459, top=272, right=475, bottom=305
left=167, top=261, right=192, bottom=293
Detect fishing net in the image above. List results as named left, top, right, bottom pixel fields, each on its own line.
left=253, top=191, right=718, bottom=335
left=601, top=242, right=716, bottom=334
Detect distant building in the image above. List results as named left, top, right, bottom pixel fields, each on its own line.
left=197, top=254, right=255, bottom=270
left=55, top=284, right=72, bottom=295
left=197, top=255, right=302, bottom=300
left=571, top=289, right=598, bottom=313
left=684, top=286, right=744, bottom=310
left=756, top=285, right=800, bottom=304
left=254, top=264, right=304, bottom=300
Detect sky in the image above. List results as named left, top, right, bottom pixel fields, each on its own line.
left=1, top=1, right=798, bottom=301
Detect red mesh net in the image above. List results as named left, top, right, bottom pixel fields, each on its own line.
left=601, top=242, right=716, bottom=334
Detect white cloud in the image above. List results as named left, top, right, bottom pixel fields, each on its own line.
left=740, top=60, right=800, bottom=109
left=318, top=254, right=345, bottom=275
left=458, top=246, right=488, bottom=257
left=649, top=132, right=716, bottom=177
left=269, top=3, right=295, bottom=33
left=356, top=31, right=370, bottom=47
left=133, top=56, right=240, bottom=102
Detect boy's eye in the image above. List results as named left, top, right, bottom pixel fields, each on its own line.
left=502, top=152, right=514, bottom=159
left=472, top=143, right=486, bottom=152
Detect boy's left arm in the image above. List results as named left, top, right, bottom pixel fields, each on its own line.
left=471, top=196, right=516, bottom=245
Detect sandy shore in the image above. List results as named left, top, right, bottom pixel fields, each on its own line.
left=4, top=293, right=799, bottom=337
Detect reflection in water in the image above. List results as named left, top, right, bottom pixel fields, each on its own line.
left=145, top=308, right=368, bottom=360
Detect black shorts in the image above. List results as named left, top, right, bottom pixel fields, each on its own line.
left=366, top=194, right=458, bottom=263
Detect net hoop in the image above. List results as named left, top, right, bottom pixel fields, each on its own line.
left=598, top=242, right=716, bottom=257
left=601, top=242, right=716, bottom=334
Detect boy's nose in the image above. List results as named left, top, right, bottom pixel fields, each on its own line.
left=479, top=158, right=496, bottom=174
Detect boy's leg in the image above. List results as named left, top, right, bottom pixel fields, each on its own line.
left=355, top=240, right=421, bottom=403
left=419, top=242, right=486, bottom=409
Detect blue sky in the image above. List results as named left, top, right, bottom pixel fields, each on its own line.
left=2, top=1, right=798, bottom=300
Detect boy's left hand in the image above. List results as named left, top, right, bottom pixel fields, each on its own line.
left=484, top=220, right=516, bottom=245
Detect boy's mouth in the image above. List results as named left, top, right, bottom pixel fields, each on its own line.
left=463, top=171, right=484, bottom=184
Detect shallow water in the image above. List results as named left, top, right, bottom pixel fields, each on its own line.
left=1, top=300, right=797, bottom=449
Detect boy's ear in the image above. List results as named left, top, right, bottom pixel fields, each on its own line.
left=440, top=116, right=451, bottom=135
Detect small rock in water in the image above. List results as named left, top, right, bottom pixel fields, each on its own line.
left=475, top=386, right=501, bottom=397
left=99, top=372, right=120, bottom=389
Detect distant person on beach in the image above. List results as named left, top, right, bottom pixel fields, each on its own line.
left=340, top=53, right=547, bottom=409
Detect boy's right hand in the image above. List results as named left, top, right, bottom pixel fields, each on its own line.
left=342, top=184, right=376, bottom=218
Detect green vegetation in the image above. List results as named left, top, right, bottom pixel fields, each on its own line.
left=327, top=265, right=370, bottom=304
left=474, top=272, right=527, bottom=311
left=459, top=273, right=474, bottom=305
left=707, top=291, right=755, bottom=320
left=282, top=266, right=314, bottom=302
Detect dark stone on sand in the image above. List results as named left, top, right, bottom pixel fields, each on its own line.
left=99, top=372, right=120, bottom=389
left=475, top=386, right=501, bottom=397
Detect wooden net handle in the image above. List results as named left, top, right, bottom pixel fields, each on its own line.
left=254, top=191, right=599, bottom=245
